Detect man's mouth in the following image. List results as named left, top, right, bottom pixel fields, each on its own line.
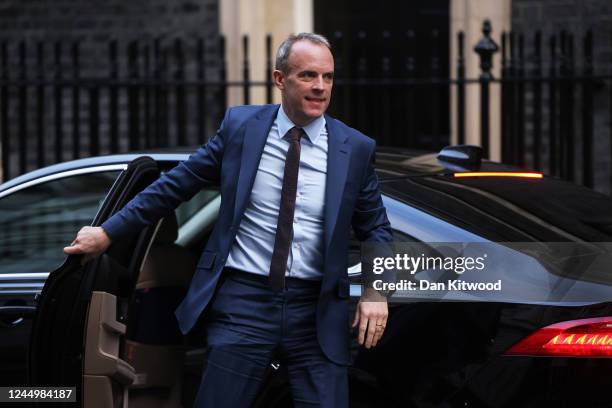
left=305, top=96, right=326, bottom=103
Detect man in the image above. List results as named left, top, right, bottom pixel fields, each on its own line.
left=65, top=33, right=393, bottom=407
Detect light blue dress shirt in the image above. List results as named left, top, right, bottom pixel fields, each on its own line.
left=225, top=106, right=328, bottom=280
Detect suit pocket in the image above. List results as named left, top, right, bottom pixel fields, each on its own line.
left=198, top=250, right=217, bottom=269
left=337, top=278, right=350, bottom=299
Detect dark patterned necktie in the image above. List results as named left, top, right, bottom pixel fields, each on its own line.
left=269, top=127, right=303, bottom=290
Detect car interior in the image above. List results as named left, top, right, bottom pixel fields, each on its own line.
left=81, top=188, right=223, bottom=407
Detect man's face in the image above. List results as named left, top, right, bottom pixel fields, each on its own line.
left=273, top=40, right=334, bottom=127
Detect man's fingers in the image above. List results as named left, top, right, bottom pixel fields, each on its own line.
left=365, top=319, right=377, bottom=348
left=372, top=319, right=386, bottom=347
left=355, top=300, right=390, bottom=348
left=64, top=243, right=83, bottom=254
left=352, top=308, right=361, bottom=328
left=64, top=226, right=111, bottom=257
left=358, top=314, right=368, bottom=345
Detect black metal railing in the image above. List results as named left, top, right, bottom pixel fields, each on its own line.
left=494, top=25, right=612, bottom=191
left=1, top=21, right=611, bottom=195
left=0, top=36, right=236, bottom=180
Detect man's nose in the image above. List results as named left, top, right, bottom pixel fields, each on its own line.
left=312, top=75, right=324, bottom=90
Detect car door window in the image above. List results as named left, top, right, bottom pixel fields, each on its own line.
left=0, top=171, right=119, bottom=274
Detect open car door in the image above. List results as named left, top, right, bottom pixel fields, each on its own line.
left=29, top=156, right=161, bottom=407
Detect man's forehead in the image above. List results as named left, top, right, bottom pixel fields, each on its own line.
left=286, top=41, right=334, bottom=70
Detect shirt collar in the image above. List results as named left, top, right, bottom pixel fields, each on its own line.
left=277, top=105, right=326, bottom=143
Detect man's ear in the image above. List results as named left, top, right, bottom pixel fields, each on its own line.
left=272, top=69, right=285, bottom=90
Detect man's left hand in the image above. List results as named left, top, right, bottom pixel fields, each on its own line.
left=352, top=288, right=388, bottom=349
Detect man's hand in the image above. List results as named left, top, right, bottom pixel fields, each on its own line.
left=63, top=226, right=112, bottom=263
left=352, top=287, right=388, bottom=349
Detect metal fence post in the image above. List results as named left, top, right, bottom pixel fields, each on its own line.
left=175, top=38, right=186, bottom=146
left=456, top=31, right=466, bottom=145
left=474, top=20, right=498, bottom=158
left=265, top=34, right=273, bottom=104
left=581, top=30, right=594, bottom=188
left=431, top=29, right=441, bottom=147
left=109, top=40, right=119, bottom=153
left=548, top=35, right=557, bottom=176
left=53, top=42, right=63, bottom=164
left=72, top=41, right=80, bottom=159
left=36, top=42, right=45, bottom=168
left=1, top=42, right=8, bottom=181
left=532, top=31, right=543, bottom=171
left=219, top=36, right=227, bottom=114
left=128, top=40, right=140, bottom=151
left=242, top=35, right=250, bottom=105
left=197, top=37, right=207, bottom=143
left=516, top=34, right=525, bottom=166
left=500, top=32, right=509, bottom=162
left=18, top=41, right=27, bottom=175
left=405, top=30, right=416, bottom=145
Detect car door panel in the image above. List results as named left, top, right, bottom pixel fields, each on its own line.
left=29, top=156, right=161, bottom=407
left=0, top=168, right=121, bottom=386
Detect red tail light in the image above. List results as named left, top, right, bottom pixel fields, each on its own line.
left=505, top=317, right=612, bottom=358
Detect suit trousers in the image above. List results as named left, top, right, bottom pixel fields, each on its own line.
left=194, top=268, right=348, bottom=407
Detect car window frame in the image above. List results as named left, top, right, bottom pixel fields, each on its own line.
left=0, top=164, right=127, bottom=199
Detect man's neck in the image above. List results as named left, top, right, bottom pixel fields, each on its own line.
left=280, top=105, right=321, bottom=128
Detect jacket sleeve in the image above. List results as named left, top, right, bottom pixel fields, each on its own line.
left=351, top=140, right=393, bottom=243
left=351, top=141, right=395, bottom=293
left=101, top=108, right=230, bottom=241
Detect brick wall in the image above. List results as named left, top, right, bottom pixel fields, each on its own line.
left=0, top=0, right=221, bottom=180
left=511, top=0, right=612, bottom=194
left=0, top=1, right=219, bottom=72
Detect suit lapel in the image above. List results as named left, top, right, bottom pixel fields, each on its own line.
left=324, top=115, right=352, bottom=250
left=233, top=105, right=279, bottom=223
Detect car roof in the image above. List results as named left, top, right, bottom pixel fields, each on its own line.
left=1, top=145, right=526, bottom=191
left=0, top=152, right=191, bottom=193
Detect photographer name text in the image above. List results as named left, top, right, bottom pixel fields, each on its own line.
left=373, top=279, right=503, bottom=291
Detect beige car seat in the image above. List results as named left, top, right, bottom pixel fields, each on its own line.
left=83, top=214, right=197, bottom=408
left=127, top=214, right=197, bottom=408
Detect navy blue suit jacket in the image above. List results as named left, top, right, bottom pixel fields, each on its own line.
left=102, top=104, right=392, bottom=364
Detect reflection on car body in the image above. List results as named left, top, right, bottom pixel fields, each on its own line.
left=0, top=146, right=610, bottom=407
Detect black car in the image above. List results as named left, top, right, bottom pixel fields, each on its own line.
left=0, top=146, right=610, bottom=407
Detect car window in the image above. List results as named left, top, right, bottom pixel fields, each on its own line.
left=0, top=171, right=120, bottom=274
left=175, top=188, right=220, bottom=227
left=382, top=176, right=612, bottom=242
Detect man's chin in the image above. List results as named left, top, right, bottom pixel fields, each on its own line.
left=304, top=107, right=327, bottom=119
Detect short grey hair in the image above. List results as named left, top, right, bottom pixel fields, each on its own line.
left=275, top=33, right=332, bottom=73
